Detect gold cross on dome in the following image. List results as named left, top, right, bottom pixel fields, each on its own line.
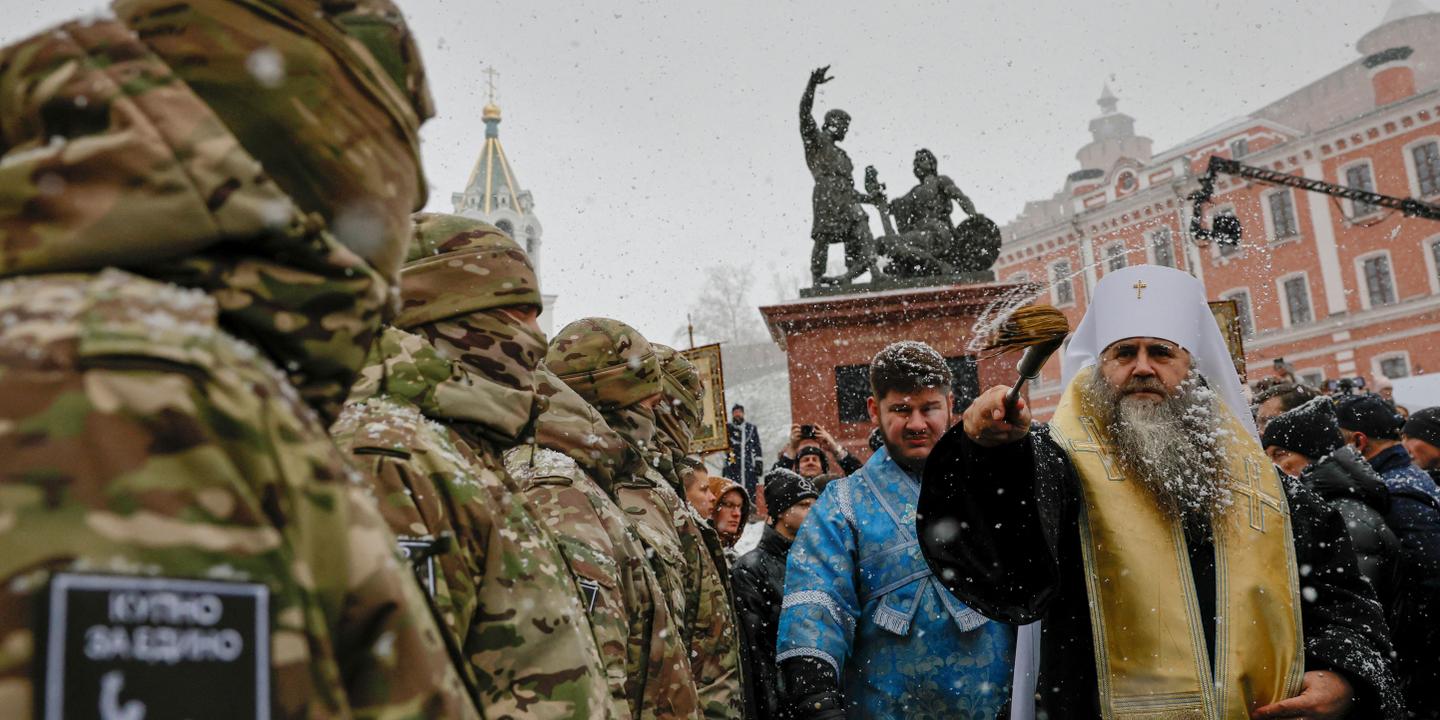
left=483, top=66, right=500, bottom=104
left=1133, top=280, right=1148, bottom=299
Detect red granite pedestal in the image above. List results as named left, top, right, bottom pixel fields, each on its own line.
left=759, top=281, right=1024, bottom=463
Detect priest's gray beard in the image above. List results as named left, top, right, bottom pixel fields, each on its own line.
left=1085, top=369, right=1234, bottom=527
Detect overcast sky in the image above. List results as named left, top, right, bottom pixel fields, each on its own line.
left=2, top=0, right=1403, bottom=344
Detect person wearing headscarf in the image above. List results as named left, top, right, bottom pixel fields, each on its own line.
left=919, top=265, right=1400, bottom=719
left=0, top=2, right=479, bottom=716
left=708, top=475, right=752, bottom=551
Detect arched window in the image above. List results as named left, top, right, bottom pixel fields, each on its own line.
left=496, top=219, right=514, bottom=236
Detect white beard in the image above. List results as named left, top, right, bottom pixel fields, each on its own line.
left=1086, top=370, right=1233, bottom=528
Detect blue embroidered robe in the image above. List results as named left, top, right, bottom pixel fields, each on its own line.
left=775, top=447, right=1015, bottom=719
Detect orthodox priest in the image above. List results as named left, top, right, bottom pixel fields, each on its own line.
left=917, top=265, right=1401, bottom=719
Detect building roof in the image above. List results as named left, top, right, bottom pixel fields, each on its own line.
left=462, top=103, right=525, bottom=215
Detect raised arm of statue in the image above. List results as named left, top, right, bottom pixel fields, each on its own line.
left=940, top=175, right=977, bottom=217
left=800, top=66, right=831, bottom=146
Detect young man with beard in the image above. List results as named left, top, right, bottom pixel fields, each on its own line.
left=731, top=468, right=820, bottom=720
left=776, top=341, right=1016, bottom=719
left=919, top=265, right=1401, bottom=720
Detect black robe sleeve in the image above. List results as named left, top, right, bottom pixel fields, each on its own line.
left=917, top=425, right=1071, bottom=623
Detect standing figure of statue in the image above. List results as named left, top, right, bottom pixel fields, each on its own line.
left=874, top=149, right=1001, bottom=277
left=800, top=66, right=876, bottom=286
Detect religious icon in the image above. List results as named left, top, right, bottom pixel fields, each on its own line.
left=1208, top=299, right=1248, bottom=384
left=681, top=343, right=730, bottom=455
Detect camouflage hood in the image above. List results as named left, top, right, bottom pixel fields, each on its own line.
left=529, top=367, right=629, bottom=491
left=653, top=344, right=701, bottom=480
left=0, top=1, right=432, bottom=419
left=545, top=318, right=673, bottom=478
left=402, top=212, right=546, bottom=446
left=396, top=213, right=542, bottom=329
left=346, top=325, right=538, bottom=447
left=546, top=318, right=662, bottom=413
left=656, top=344, right=703, bottom=430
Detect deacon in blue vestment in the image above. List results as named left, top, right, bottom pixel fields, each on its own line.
left=775, top=341, right=1015, bottom=720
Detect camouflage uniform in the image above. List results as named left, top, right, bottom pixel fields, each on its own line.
left=333, top=212, right=619, bottom=719
left=508, top=368, right=701, bottom=719
left=332, top=327, right=616, bottom=720
left=0, top=3, right=478, bottom=718
left=655, top=345, right=749, bottom=717
left=549, top=322, right=745, bottom=720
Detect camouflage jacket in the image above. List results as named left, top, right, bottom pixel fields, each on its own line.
left=331, top=327, right=617, bottom=720
left=609, top=411, right=745, bottom=720
left=518, top=367, right=701, bottom=719
left=0, top=8, right=475, bottom=717
left=0, top=271, right=477, bottom=719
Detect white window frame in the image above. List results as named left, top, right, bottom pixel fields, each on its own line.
left=1403, top=136, right=1440, bottom=199
left=1208, top=204, right=1243, bottom=263
left=1354, top=250, right=1399, bottom=310
left=1372, top=351, right=1412, bottom=380
left=1260, top=188, right=1301, bottom=244
left=1007, top=271, right=1032, bottom=283
left=1147, top=227, right=1176, bottom=267
left=1423, top=234, right=1440, bottom=295
left=1230, top=138, right=1248, bottom=159
left=1297, top=368, right=1326, bottom=388
left=1050, top=259, right=1076, bottom=307
left=1220, top=287, right=1256, bottom=337
left=1339, top=159, right=1381, bottom=220
left=1102, top=241, right=1128, bottom=273
left=1275, top=272, right=1315, bottom=328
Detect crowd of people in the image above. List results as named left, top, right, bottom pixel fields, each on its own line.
left=1, top=3, right=1438, bottom=720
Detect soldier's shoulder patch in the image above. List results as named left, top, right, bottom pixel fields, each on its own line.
left=39, top=572, right=270, bottom=720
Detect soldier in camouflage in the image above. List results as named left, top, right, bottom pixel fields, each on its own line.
left=510, top=367, right=702, bottom=719
left=655, top=344, right=750, bottom=717
left=0, top=1, right=479, bottom=718
left=333, top=212, right=618, bottom=719
left=548, top=322, right=746, bottom=720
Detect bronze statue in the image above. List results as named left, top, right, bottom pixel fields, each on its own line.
left=800, top=67, right=875, bottom=286
left=869, top=150, right=1000, bottom=277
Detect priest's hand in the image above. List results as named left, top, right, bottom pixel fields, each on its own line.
left=1250, top=670, right=1354, bottom=719
left=963, top=385, right=1030, bottom=447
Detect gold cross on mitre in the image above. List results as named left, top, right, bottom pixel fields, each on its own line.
left=1133, top=280, right=1148, bottom=299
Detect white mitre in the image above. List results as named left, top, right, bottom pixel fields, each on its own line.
left=1059, top=264, right=1257, bottom=438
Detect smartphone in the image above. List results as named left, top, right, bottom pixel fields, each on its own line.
left=799, top=424, right=816, bottom=439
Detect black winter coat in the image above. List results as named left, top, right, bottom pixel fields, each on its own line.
left=1300, top=446, right=1401, bottom=606
left=918, top=427, right=1404, bottom=719
left=731, top=524, right=792, bottom=720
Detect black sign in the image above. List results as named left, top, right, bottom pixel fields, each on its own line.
left=834, top=355, right=980, bottom=424
left=40, top=573, right=269, bottom=720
